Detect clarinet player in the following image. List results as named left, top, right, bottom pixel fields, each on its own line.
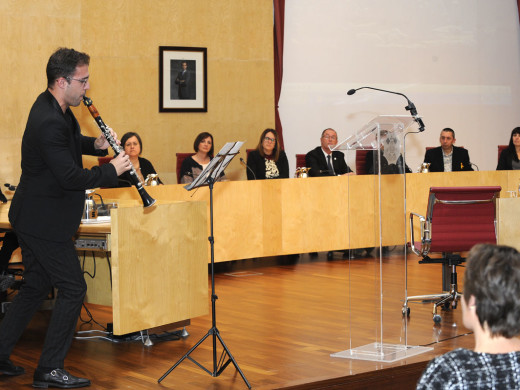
left=0, top=48, right=131, bottom=388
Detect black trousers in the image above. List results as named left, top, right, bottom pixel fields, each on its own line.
left=0, top=231, right=86, bottom=369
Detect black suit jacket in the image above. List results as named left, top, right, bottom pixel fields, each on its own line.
left=305, top=146, right=352, bottom=177
left=497, top=148, right=519, bottom=170
left=175, top=70, right=191, bottom=99
left=9, top=90, right=118, bottom=242
left=246, top=149, right=289, bottom=180
left=423, top=146, right=473, bottom=172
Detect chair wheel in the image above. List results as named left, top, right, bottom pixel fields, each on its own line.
left=433, top=314, right=442, bottom=323
left=402, top=307, right=410, bottom=317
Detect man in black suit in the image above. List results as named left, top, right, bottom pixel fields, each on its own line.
left=424, top=128, right=473, bottom=172
left=0, top=48, right=131, bottom=388
left=305, top=128, right=354, bottom=176
left=175, top=61, right=191, bottom=99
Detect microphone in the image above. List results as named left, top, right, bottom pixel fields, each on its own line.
left=240, top=158, right=257, bottom=180
left=347, top=87, right=425, bottom=132
left=471, top=163, right=479, bottom=171
left=319, top=170, right=334, bottom=175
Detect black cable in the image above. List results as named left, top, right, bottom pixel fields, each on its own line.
left=105, top=252, right=112, bottom=289
left=420, top=331, right=473, bottom=347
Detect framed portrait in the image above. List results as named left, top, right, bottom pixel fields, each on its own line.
left=159, top=46, right=207, bottom=112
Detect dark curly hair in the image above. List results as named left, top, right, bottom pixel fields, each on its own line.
left=464, top=243, right=520, bottom=338
left=46, top=48, right=90, bottom=88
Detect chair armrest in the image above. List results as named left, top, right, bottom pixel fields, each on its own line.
left=409, top=212, right=430, bottom=256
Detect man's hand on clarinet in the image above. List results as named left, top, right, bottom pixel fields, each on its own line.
left=110, top=151, right=132, bottom=176
left=94, top=126, right=120, bottom=150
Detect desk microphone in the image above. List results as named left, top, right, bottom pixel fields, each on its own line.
left=319, top=170, right=334, bottom=175
left=471, top=163, right=479, bottom=171
left=240, top=158, right=257, bottom=180
left=347, top=87, right=425, bottom=132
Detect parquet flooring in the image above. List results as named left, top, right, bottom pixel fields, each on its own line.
left=0, top=250, right=473, bottom=389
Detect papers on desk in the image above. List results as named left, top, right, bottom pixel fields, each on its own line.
left=81, top=216, right=111, bottom=224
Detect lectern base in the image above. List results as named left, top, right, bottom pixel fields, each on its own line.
left=331, top=342, right=433, bottom=363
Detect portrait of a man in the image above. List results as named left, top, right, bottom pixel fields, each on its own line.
left=170, top=59, right=196, bottom=100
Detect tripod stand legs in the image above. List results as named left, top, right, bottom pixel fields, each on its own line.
left=158, top=326, right=251, bottom=389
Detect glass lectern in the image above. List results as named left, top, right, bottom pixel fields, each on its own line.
left=330, top=115, right=432, bottom=362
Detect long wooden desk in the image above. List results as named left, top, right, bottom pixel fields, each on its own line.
left=95, top=171, right=520, bottom=262
left=2, top=171, right=520, bottom=333
left=0, top=200, right=209, bottom=335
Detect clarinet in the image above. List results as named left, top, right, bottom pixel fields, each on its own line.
left=82, top=96, right=156, bottom=208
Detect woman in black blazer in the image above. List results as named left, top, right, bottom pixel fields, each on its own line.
left=497, top=127, right=520, bottom=170
left=246, top=128, right=289, bottom=180
left=179, top=132, right=226, bottom=184
left=118, top=132, right=162, bottom=186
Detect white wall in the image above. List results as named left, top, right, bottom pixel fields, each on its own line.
left=280, top=0, right=520, bottom=174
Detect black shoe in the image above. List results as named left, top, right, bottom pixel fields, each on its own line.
left=33, top=368, right=90, bottom=388
left=0, top=359, right=25, bottom=376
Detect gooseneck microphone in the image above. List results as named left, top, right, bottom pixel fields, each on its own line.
left=240, top=157, right=257, bottom=180
left=347, top=87, right=425, bottom=132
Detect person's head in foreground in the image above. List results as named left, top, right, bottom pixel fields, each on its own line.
left=416, top=243, right=520, bottom=390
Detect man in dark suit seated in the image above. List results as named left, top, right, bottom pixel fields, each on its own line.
left=424, top=128, right=473, bottom=172
left=305, top=128, right=354, bottom=176
left=306, top=128, right=354, bottom=260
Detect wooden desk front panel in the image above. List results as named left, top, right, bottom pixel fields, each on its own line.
left=88, top=170, right=520, bottom=263
left=498, top=197, right=520, bottom=251
left=111, top=201, right=208, bottom=335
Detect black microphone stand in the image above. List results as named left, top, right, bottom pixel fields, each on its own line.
left=348, top=87, right=425, bottom=132
left=158, top=144, right=251, bottom=389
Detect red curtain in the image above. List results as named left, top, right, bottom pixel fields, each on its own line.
left=274, top=0, right=285, bottom=149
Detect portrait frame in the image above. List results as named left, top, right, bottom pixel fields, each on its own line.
left=159, top=46, right=207, bottom=112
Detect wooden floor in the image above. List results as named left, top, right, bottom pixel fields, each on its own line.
left=0, top=249, right=473, bottom=389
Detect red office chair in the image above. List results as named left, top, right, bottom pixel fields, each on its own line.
left=498, top=145, right=507, bottom=162
left=98, top=156, right=113, bottom=166
left=404, top=186, right=501, bottom=323
left=176, top=153, right=195, bottom=184
left=295, top=154, right=306, bottom=168
left=355, top=149, right=372, bottom=175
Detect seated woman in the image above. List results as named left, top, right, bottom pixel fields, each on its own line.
left=417, top=243, right=520, bottom=389
left=180, top=132, right=225, bottom=184
left=118, top=131, right=162, bottom=187
left=497, top=127, right=520, bottom=170
left=246, top=128, right=289, bottom=180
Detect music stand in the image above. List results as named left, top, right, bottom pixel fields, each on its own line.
left=158, top=141, right=251, bottom=389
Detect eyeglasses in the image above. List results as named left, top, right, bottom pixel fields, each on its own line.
left=67, top=76, right=89, bottom=86
left=264, top=137, right=276, bottom=143
left=322, top=135, right=337, bottom=140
